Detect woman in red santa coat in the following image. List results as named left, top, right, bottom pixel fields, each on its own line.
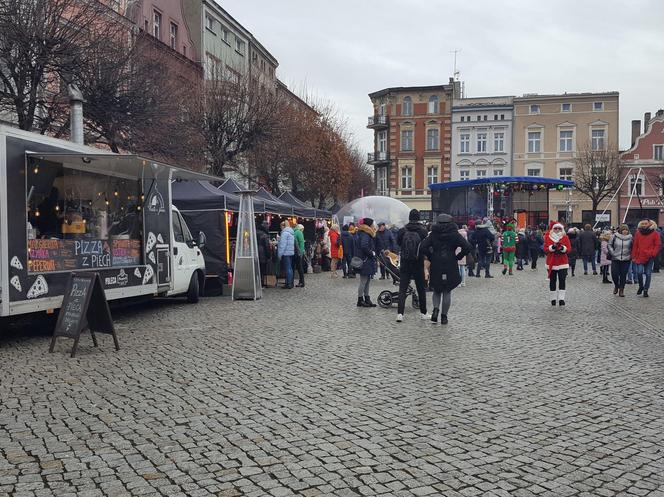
left=544, top=221, right=572, bottom=306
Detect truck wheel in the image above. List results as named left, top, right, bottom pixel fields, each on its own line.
left=186, top=272, right=200, bottom=303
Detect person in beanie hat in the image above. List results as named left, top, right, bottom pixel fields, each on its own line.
left=396, top=209, right=429, bottom=322
left=501, top=223, right=517, bottom=275
left=608, top=224, right=632, bottom=297
left=355, top=217, right=378, bottom=307
left=544, top=221, right=571, bottom=306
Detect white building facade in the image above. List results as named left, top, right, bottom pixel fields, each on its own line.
left=451, top=96, right=514, bottom=181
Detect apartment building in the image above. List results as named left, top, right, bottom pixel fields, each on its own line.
left=513, top=92, right=619, bottom=225
left=367, top=80, right=458, bottom=216
left=619, top=110, right=664, bottom=226
left=451, top=96, right=513, bottom=181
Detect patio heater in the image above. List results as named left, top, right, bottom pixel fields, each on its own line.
left=232, top=191, right=262, bottom=300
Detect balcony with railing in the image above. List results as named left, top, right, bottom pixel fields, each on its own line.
left=368, top=151, right=390, bottom=164
left=367, top=115, right=389, bottom=129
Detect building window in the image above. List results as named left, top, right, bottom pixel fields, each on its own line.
left=559, top=130, right=573, bottom=152
left=460, top=133, right=470, bottom=153
left=494, top=132, right=504, bottom=152
left=459, top=170, right=470, bottom=181
left=593, top=102, right=604, bottom=111
left=654, top=145, right=663, bottom=160
left=629, top=174, right=643, bottom=196
left=528, top=131, right=541, bottom=153
left=477, top=115, right=482, bottom=121
left=236, top=37, right=245, bottom=55
left=426, top=128, right=439, bottom=151
left=467, top=116, right=471, bottom=122
left=561, top=103, right=571, bottom=112
left=591, top=129, right=605, bottom=150
left=221, top=25, right=230, bottom=43
left=494, top=114, right=498, bottom=120
left=427, top=167, right=438, bottom=185
left=527, top=167, right=542, bottom=177
left=476, top=169, right=487, bottom=178
left=401, top=167, right=413, bottom=190
left=428, top=95, right=439, bottom=114
left=378, top=103, right=386, bottom=116
left=500, top=114, right=505, bottom=120
left=377, top=168, right=387, bottom=196
left=483, top=115, right=488, bottom=121
left=153, top=10, right=162, bottom=40
left=401, top=129, right=413, bottom=151
left=205, top=13, right=214, bottom=32
left=493, top=169, right=503, bottom=177
left=477, top=132, right=487, bottom=153
left=402, top=96, right=412, bottom=116
left=530, top=104, right=540, bottom=114
left=169, top=22, right=178, bottom=50
left=378, top=131, right=387, bottom=153
left=559, top=167, right=574, bottom=181
left=460, top=116, right=465, bottom=122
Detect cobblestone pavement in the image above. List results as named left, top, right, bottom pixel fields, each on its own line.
left=2, top=265, right=664, bottom=497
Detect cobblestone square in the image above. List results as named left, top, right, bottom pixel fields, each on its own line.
left=1, top=269, right=664, bottom=496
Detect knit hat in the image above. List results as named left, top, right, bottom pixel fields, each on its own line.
left=362, top=217, right=374, bottom=226
left=619, top=224, right=629, bottom=232
left=436, top=213, right=453, bottom=223
left=409, top=209, right=420, bottom=221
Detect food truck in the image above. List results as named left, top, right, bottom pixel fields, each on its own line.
left=0, top=126, right=208, bottom=318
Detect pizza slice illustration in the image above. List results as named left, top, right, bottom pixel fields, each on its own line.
left=10, top=256, right=23, bottom=270
left=148, top=251, right=156, bottom=264
left=134, top=267, right=142, bottom=279
left=157, top=233, right=164, bottom=244
left=26, top=275, right=48, bottom=299
left=146, top=232, right=157, bottom=253
left=10, top=276, right=22, bottom=292
left=142, top=265, right=154, bottom=285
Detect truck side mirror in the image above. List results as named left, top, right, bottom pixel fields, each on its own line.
left=198, top=231, right=207, bottom=248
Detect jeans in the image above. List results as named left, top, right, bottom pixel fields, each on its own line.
left=397, top=259, right=427, bottom=314
left=478, top=252, right=492, bottom=275
left=357, top=275, right=371, bottom=297
left=582, top=255, right=596, bottom=273
left=282, top=255, right=293, bottom=286
left=635, top=259, right=655, bottom=290
left=529, top=248, right=539, bottom=269
left=611, top=260, right=630, bottom=289
left=293, top=254, right=305, bottom=285
left=458, top=265, right=466, bottom=285
left=432, top=291, right=452, bottom=315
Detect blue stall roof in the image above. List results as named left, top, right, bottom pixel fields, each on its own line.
left=430, top=176, right=574, bottom=191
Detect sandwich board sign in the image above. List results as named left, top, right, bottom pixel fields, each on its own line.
left=49, top=272, right=119, bottom=358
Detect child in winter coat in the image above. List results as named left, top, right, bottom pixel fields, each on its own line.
left=599, top=231, right=612, bottom=284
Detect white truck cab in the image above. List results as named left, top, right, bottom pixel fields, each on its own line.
left=169, top=206, right=206, bottom=302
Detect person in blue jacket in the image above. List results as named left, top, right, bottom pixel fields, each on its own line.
left=340, top=224, right=355, bottom=278
left=355, top=218, right=377, bottom=307
left=277, top=220, right=295, bottom=289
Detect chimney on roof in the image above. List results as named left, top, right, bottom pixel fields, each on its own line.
left=644, top=112, right=652, bottom=131
left=631, top=120, right=641, bottom=148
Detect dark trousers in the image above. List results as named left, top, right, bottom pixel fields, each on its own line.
left=397, top=259, right=427, bottom=315
left=529, top=248, right=539, bottom=269
left=342, top=254, right=353, bottom=277
left=293, top=254, right=305, bottom=284
left=549, top=268, right=567, bottom=291
left=478, top=252, right=492, bottom=275
left=582, top=255, right=596, bottom=273
left=611, top=260, right=630, bottom=289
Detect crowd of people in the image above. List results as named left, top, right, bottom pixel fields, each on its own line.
left=265, top=211, right=663, bottom=321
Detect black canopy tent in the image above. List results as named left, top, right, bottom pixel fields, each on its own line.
left=278, top=191, right=332, bottom=219
left=219, top=179, right=294, bottom=215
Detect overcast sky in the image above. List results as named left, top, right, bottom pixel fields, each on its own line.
left=223, top=0, right=664, bottom=153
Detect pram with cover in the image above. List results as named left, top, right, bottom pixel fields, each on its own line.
left=376, top=252, right=419, bottom=309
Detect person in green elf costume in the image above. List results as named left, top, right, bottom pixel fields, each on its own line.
left=502, top=223, right=517, bottom=275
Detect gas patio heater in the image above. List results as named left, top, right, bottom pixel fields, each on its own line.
left=232, top=191, right=262, bottom=300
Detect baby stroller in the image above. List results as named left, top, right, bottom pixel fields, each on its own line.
left=376, top=252, right=419, bottom=309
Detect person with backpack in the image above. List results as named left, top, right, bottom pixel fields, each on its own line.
left=293, top=223, right=306, bottom=287
left=419, top=213, right=472, bottom=324
left=395, top=209, right=429, bottom=322
left=329, top=224, right=341, bottom=278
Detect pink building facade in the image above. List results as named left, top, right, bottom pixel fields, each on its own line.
left=619, top=110, right=664, bottom=227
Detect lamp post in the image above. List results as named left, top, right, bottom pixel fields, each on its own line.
left=232, top=191, right=262, bottom=300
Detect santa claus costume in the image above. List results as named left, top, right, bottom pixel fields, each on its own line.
left=544, top=221, right=572, bottom=306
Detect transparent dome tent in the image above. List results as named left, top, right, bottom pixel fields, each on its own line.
left=335, top=196, right=411, bottom=228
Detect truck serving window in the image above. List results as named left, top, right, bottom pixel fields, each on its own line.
left=26, top=157, right=143, bottom=273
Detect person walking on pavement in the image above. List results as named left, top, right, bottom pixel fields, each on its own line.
left=608, top=224, right=632, bottom=297
left=599, top=231, right=612, bottom=284
left=466, top=219, right=478, bottom=276
left=355, top=218, right=378, bottom=307
left=395, top=209, right=429, bottom=322
left=516, top=228, right=528, bottom=271
left=544, top=221, right=572, bottom=306
left=578, top=224, right=598, bottom=275
left=277, top=220, right=295, bottom=289
left=632, top=219, right=661, bottom=297
left=566, top=228, right=579, bottom=276
left=257, top=221, right=272, bottom=287
left=376, top=222, right=396, bottom=279
left=474, top=220, right=495, bottom=278
left=329, top=224, right=341, bottom=278
left=501, top=223, right=517, bottom=275
left=340, top=224, right=355, bottom=278
left=293, top=223, right=306, bottom=287
left=420, top=213, right=472, bottom=325
left=457, top=224, right=469, bottom=286
left=526, top=226, right=543, bottom=270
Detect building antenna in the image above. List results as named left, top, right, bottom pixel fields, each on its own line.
left=450, top=49, right=461, bottom=81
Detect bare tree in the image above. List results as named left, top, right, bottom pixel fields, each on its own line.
left=0, top=0, right=121, bottom=132
left=573, top=143, right=622, bottom=218
left=191, top=67, right=281, bottom=177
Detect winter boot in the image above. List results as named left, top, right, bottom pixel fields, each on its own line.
left=364, top=296, right=377, bottom=307
left=558, top=289, right=566, bottom=306
left=357, top=297, right=365, bottom=307
left=441, top=314, right=448, bottom=325
left=613, top=286, right=619, bottom=295
left=643, top=290, right=649, bottom=298
left=550, top=290, right=557, bottom=306
left=502, top=266, right=507, bottom=275
left=431, top=308, right=439, bottom=323
left=619, top=288, right=625, bottom=297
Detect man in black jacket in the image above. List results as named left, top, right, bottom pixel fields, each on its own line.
left=257, top=221, right=272, bottom=287
left=395, top=209, right=429, bottom=322
left=376, top=222, right=396, bottom=279
left=578, top=224, right=597, bottom=275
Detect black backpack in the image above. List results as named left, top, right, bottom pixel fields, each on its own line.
left=401, top=230, right=421, bottom=261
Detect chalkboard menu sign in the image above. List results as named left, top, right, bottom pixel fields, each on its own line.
left=49, top=272, right=119, bottom=357
left=29, top=238, right=141, bottom=273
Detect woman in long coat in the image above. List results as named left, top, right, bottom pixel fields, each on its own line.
left=419, top=213, right=472, bottom=325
